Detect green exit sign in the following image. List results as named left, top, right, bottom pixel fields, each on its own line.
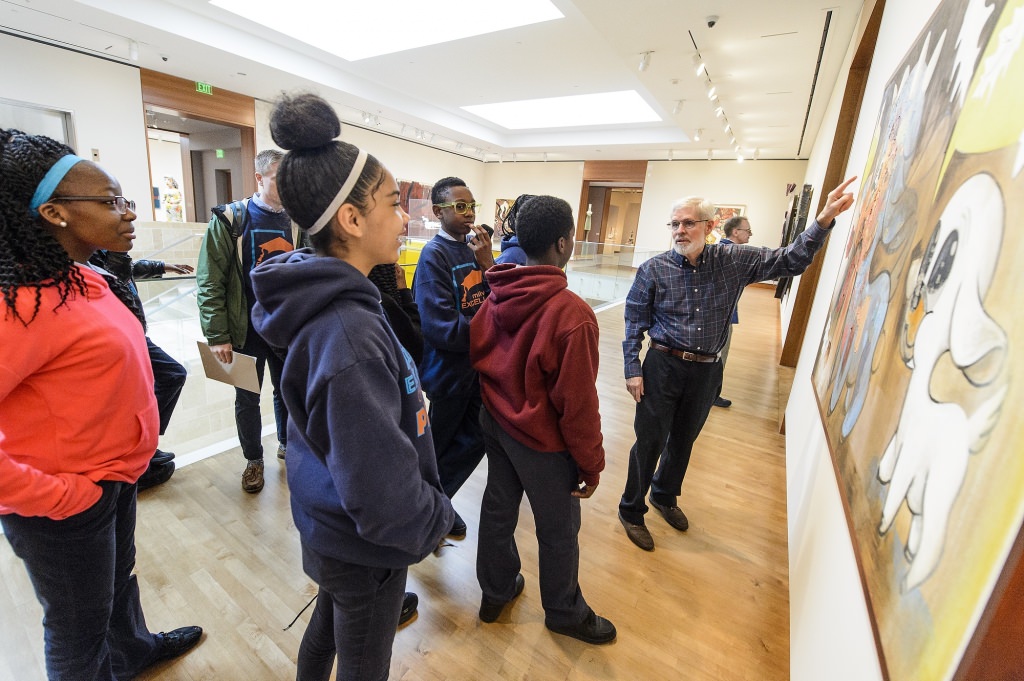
left=216, top=149, right=224, bottom=158
left=195, top=82, right=213, bottom=95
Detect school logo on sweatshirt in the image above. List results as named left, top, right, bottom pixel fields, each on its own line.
left=459, top=268, right=487, bottom=313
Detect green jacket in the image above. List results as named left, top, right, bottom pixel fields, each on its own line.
left=196, top=198, right=306, bottom=348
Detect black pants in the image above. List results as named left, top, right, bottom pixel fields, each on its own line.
left=147, top=337, right=186, bottom=436
left=619, top=347, right=722, bottom=524
left=427, top=391, right=485, bottom=499
left=234, top=329, right=287, bottom=461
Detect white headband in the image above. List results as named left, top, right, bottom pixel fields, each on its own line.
left=308, top=148, right=369, bottom=235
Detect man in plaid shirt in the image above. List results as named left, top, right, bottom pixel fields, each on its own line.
left=617, top=177, right=857, bottom=551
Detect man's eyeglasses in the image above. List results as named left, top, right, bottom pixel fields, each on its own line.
left=51, top=196, right=136, bottom=214
left=666, top=219, right=709, bottom=230
left=735, top=227, right=753, bottom=235
left=435, top=201, right=481, bottom=215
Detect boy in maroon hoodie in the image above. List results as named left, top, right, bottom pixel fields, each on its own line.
left=470, top=195, right=616, bottom=645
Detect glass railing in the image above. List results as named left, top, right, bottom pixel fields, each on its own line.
left=133, top=232, right=650, bottom=460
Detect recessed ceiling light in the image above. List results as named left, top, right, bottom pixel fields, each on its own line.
left=209, top=0, right=564, bottom=60
left=463, top=91, right=660, bottom=129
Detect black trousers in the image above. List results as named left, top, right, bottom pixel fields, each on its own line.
left=619, top=347, right=722, bottom=525
left=147, top=337, right=186, bottom=436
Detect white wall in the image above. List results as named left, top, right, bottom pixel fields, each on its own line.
left=0, top=33, right=153, bottom=220
left=786, top=1, right=943, bottom=680
left=633, top=159, right=808, bottom=265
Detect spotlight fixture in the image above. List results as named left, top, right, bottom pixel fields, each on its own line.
left=638, top=51, right=652, bottom=72
left=753, top=148, right=760, bottom=160
left=692, top=53, right=706, bottom=76
left=707, top=148, right=713, bottom=161
left=361, top=111, right=372, bottom=124
left=128, top=39, right=139, bottom=61
left=672, top=100, right=684, bottom=115
left=706, top=82, right=717, bottom=100
left=694, top=128, right=703, bottom=141
left=714, top=106, right=724, bottom=118
left=455, top=142, right=464, bottom=150
left=737, top=154, right=745, bottom=163
left=723, top=122, right=731, bottom=133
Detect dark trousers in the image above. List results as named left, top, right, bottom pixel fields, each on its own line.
left=619, top=347, right=722, bottom=525
left=235, top=329, right=287, bottom=461
left=1, top=482, right=159, bottom=681
left=295, top=544, right=407, bottom=681
left=147, top=337, right=186, bottom=436
left=477, top=409, right=590, bottom=628
left=428, top=391, right=485, bottom=499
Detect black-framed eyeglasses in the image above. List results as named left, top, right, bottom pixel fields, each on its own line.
left=435, top=201, right=481, bottom=215
left=666, top=219, right=709, bottom=230
left=51, top=195, right=136, bottom=214
left=735, top=227, right=753, bottom=234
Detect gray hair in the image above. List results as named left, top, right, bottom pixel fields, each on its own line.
left=255, top=149, right=285, bottom=174
left=670, top=196, right=715, bottom=221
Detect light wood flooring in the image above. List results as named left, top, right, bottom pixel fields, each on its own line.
left=0, top=285, right=789, bottom=681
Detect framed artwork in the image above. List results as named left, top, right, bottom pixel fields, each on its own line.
left=708, top=203, right=745, bottom=244
left=494, top=198, right=515, bottom=249
left=398, top=180, right=434, bottom=240
left=811, top=0, right=1023, bottom=679
left=776, top=185, right=814, bottom=298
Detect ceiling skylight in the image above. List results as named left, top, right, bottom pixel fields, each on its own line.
left=209, top=0, right=564, bottom=61
left=463, top=91, right=662, bottom=129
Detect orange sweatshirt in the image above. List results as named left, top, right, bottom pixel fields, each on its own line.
left=0, top=266, right=158, bottom=519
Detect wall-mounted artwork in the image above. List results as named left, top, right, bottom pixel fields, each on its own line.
left=494, top=198, right=515, bottom=249
left=776, top=186, right=813, bottom=298
left=399, top=180, right=434, bottom=240
left=707, top=203, right=745, bottom=244
left=811, top=0, right=1023, bottom=679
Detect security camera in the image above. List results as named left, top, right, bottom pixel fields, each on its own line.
left=160, top=54, right=169, bottom=62
left=706, top=15, right=719, bottom=28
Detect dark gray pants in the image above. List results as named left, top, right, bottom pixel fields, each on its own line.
left=476, top=408, right=590, bottom=628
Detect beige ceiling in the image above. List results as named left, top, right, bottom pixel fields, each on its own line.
left=0, top=0, right=866, bottom=162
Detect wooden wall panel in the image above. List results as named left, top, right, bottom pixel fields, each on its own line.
left=140, top=69, right=255, bottom=127
left=582, top=160, right=647, bottom=183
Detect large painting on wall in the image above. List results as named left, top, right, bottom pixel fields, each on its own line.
left=811, top=0, right=1024, bottom=679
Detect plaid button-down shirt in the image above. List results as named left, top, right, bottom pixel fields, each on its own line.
left=623, top=220, right=832, bottom=379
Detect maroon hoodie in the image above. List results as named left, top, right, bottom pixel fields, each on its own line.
left=470, top=263, right=605, bottom=485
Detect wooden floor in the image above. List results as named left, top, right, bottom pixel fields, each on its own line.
left=0, top=286, right=789, bottom=681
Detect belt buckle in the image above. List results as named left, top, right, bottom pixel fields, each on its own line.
left=681, top=351, right=697, bottom=361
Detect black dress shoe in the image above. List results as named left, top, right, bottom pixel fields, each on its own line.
left=714, top=396, right=732, bottom=408
left=447, top=510, right=467, bottom=539
left=618, top=512, right=654, bottom=551
left=479, top=573, right=525, bottom=623
left=546, top=610, right=617, bottom=645
left=648, top=496, right=689, bottom=531
left=151, top=449, right=175, bottom=466
left=398, top=592, right=418, bottom=626
left=137, top=461, right=175, bottom=491
left=152, top=625, right=202, bottom=663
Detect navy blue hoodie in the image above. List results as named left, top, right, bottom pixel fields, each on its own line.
left=251, top=249, right=453, bottom=571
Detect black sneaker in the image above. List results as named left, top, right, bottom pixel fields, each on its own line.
left=546, top=611, right=616, bottom=645
left=138, top=461, right=175, bottom=491
left=151, top=449, right=175, bottom=466
left=479, top=573, right=525, bottom=623
left=447, top=510, right=467, bottom=539
left=399, top=592, right=418, bottom=626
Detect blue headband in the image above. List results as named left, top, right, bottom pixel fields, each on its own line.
left=29, top=154, right=86, bottom=217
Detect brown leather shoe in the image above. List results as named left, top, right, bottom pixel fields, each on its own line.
left=649, top=496, right=689, bottom=531
left=618, top=512, right=654, bottom=551
left=241, top=459, right=264, bottom=493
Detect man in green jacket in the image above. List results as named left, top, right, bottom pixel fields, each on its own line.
left=196, top=149, right=305, bottom=493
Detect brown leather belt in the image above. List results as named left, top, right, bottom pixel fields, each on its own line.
left=650, top=341, right=720, bottom=363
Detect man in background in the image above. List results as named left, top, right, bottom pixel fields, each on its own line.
left=713, top=215, right=754, bottom=408
left=197, top=150, right=305, bottom=494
